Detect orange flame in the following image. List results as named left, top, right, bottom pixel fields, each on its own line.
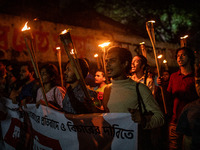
left=61, top=29, right=68, bottom=35
left=180, top=35, right=188, bottom=39
left=22, top=22, right=31, bottom=31
left=98, top=42, right=110, bottom=48
left=94, top=54, right=98, bottom=58
left=157, top=54, right=163, bottom=59
left=56, top=47, right=61, bottom=50
left=163, top=60, right=167, bottom=64
left=140, top=42, right=145, bottom=45
left=148, top=20, right=155, bottom=23
left=70, top=49, right=74, bottom=55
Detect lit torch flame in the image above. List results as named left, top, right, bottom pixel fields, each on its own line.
left=22, top=22, right=30, bottom=31
left=157, top=54, right=163, bottom=59
left=180, top=35, right=188, bottom=39
left=56, top=47, right=61, bottom=50
left=163, top=59, right=167, bottom=64
left=98, top=42, right=110, bottom=48
left=148, top=20, right=155, bottom=23
left=94, top=54, right=98, bottom=58
left=61, top=29, right=68, bottom=35
left=70, top=49, right=74, bottom=55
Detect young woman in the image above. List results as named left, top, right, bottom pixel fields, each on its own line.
left=36, top=64, right=66, bottom=109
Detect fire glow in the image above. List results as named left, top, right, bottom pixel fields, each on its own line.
left=61, top=29, right=68, bottom=35
left=98, top=42, right=110, bottom=48
left=140, top=42, right=145, bottom=45
left=94, top=54, right=98, bottom=58
left=157, top=54, right=163, bottom=59
left=56, top=47, right=61, bottom=50
left=148, top=20, right=155, bottom=23
left=22, top=22, right=30, bottom=31
left=180, top=35, right=188, bottom=39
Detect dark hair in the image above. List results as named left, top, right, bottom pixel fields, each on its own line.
left=162, top=70, right=170, bottom=75
left=107, top=46, right=132, bottom=74
left=134, top=55, right=148, bottom=71
left=40, top=64, right=59, bottom=86
left=21, top=62, right=34, bottom=73
left=95, top=69, right=105, bottom=77
left=175, top=47, right=195, bottom=69
left=66, top=58, right=89, bottom=79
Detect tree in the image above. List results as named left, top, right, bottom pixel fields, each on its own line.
left=94, top=0, right=200, bottom=49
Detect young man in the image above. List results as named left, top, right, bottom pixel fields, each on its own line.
left=9, top=63, right=39, bottom=104
left=103, top=46, right=164, bottom=129
left=157, top=47, right=199, bottom=150
left=94, top=70, right=107, bottom=92
left=62, top=59, right=97, bottom=114
left=131, top=55, right=155, bottom=95
left=93, top=70, right=107, bottom=108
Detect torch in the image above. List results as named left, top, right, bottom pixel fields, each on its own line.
left=94, top=53, right=100, bottom=69
left=56, top=47, right=64, bottom=87
left=180, top=35, right=188, bottom=48
left=98, top=42, right=110, bottom=84
left=140, top=42, right=147, bottom=58
left=146, top=20, right=167, bottom=114
left=59, top=29, right=91, bottom=100
left=21, top=21, right=48, bottom=106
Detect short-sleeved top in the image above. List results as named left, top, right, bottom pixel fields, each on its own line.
left=167, top=70, right=199, bottom=123
left=36, top=86, right=66, bottom=108
left=62, top=84, right=97, bottom=114
left=94, top=84, right=107, bottom=101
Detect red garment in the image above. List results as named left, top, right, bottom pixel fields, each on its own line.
left=167, top=70, right=199, bottom=123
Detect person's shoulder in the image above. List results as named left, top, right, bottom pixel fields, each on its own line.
left=138, top=82, right=152, bottom=93
left=171, top=70, right=180, bottom=77
left=55, top=86, right=66, bottom=93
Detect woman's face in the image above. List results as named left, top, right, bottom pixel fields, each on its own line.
left=41, top=68, right=51, bottom=84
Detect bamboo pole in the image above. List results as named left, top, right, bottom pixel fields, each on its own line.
left=56, top=47, right=64, bottom=87
left=146, top=21, right=167, bottom=114
left=59, top=29, right=91, bottom=100
left=22, top=22, right=48, bottom=107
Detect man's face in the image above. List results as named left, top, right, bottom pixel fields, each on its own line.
left=177, top=50, right=190, bottom=67
left=95, top=71, right=105, bottom=84
left=20, top=66, right=31, bottom=80
left=131, top=56, right=144, bottom=73
left=105, top=51, right=126, bottom=80
left=64, top=63, right=77, bottom=84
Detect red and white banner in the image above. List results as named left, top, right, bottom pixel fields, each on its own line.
left=1, top=98, right=138, bottom=150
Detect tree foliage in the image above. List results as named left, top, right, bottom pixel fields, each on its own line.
left=94, top=0, right=200, bottom=49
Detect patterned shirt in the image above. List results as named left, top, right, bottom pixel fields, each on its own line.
left=62, top=84, right=97, bottom=114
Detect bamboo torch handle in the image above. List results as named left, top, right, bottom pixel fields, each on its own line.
left=146, top=22, right=167, bottom=114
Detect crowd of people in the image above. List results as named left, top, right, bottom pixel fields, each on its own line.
left=0, top=46, right=200, bottom=150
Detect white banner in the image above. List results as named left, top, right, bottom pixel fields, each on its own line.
left=1, top=98, right=138, bottom=150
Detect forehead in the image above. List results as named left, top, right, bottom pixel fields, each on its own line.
left=41, top=68, right=47, bottom=72
left=96, top=71, right=103, bottom=75
left=132, top=56, right=141, bottom=61
left=106, top=51, right=119, bottom=59
left=163, top=72, right=169, bottom=75
left=177, top=49, right=186, bottom=55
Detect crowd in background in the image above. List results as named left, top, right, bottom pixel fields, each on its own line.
left=0, top=46, right=200, bottom=150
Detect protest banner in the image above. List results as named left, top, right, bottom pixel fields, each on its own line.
left=0, top=98, right=138, bottom=150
